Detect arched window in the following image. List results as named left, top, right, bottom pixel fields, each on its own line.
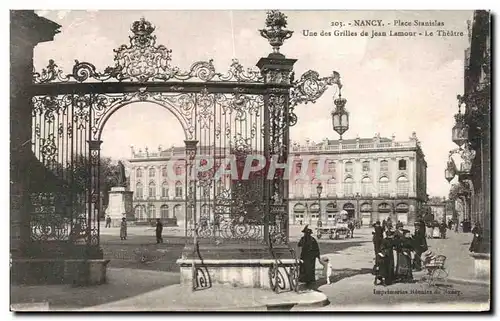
left=327, top=179, right=336, bottom=196
left=160, top=205, right=169, bottom=218
left=148, top=181, right=156, bottom=198
left=149, top=167, right=156, bottom=177
left=380, top=160, right=389, bottom=172
left=397, top=176, right=409, bottom=194
left=173, top=204, right=182, bottom=218
left=136, top=168, right=143, bottom=178
left=175, top=165, right=183, bottom=176
left=344, top=177, right=354, bottom=196
left=135, top=205, right=144, bottom=220
left=379, top=176, right=389, bottom=195
left=399, top=159, right=407, bottom=170
left=161, top=182, right=169, bottom=198
left=136, top=182, right=143, bottom=199
left=161, top=166, right=168, bottom=177
left=361, top=177, right=372, bottom=196
left=295, top=179, right=304, bottom=196
left=175, top=181, right=183, bottom=198
left=345, top=161, right=353, bottom=173
left=148, top=204, right=156, bottom=218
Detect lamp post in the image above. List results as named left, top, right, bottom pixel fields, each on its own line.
left=331, top=92, right=349, bottom=139
left=317, top=183, right=323, bottom=226
left=355, top=192, right=361, bottom=222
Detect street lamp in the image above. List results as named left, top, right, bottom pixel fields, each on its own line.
left=355, top=192, right=361, bottom=222
left=331, top=92, right=349, bottom=139
left=316, top=183, right=323, bottom=226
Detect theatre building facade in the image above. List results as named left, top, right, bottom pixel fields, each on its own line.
left=127, top=133, right=427, bottom=228
left=289, top=133, right=428, bottom=227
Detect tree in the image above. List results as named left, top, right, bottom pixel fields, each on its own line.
left=63, top=155, right=122, bottom=218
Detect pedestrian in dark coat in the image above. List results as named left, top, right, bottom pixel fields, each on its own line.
left=372, top=221, right=384, bottom=258
left=382, top=219, right=387, bottom=233
left=412, top=223, right=428, bottom=271
left=155, top=218, right=163, bottom=244
left=105, top=215, right=112, bottom=228
left=469, top=222, right=483, bottom=253
left=120, top=217, right=127, bottom=240
left=298, top=225, right=321, bottom=288
left=374, top=231, right=395, bottom=286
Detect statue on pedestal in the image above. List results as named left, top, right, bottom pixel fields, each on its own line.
left=117, top=160, right=127, bottom=187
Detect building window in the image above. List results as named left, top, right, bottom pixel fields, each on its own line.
left=175, top=166, right=183, bottom=176
left=175, top=181, right=183, bottom=198
left=201, top=204, right=210, bottom=220
left=310, top=161, right=318, bottom=178
left=135, top=205, right=144, bottom=220
left=173, top=205, right=181, bottom=219
left=327, top=161, right=336, bottom=176
left=379, top=176, right=389, bottom=195
left=362, top=161, right=370, bottom=172
left=344, top=177, right=354, bottom=196
left=148, top=204, right=156, bottom=218
left=161, top=167, right=168, bottom=177
left=136, top=182, right=143, bottom=199
left=345, top=161, right=353, bottom=173
left=295, top=162, right=302, bottom=175
left=161, top=182, right=169, bottom=198
left=149, top=167, right=156, bottom=178
left=148, top=181, right=156, bottom=198
left=327, top=179, right=336, bottom=196
left=136, top=168, right=142, bottom=178
left=160, top=205, right=169, bottom=218
left=361, top=177, right=372, bottom=196
left=380, top=160, right=389, bottom=172
left=295, top=179, right=304, bottom=196
left=397, top=176, right=409, bottom=194
left=399, top=159, right=407, bottom=170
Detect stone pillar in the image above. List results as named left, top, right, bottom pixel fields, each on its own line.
left=10, top=11, right=60, bottom=258
left=107, top=187, right=134, bottom=226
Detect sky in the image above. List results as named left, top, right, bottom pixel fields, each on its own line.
left=33, top=10, right=473, bottom=197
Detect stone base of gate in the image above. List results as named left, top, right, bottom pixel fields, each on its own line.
left=176, top=244, right=298, bottom=289
left=11, top=259, right=110, bottom=286
left=177, top=259, right=298, bottom=289
left=470, top=252, right=490, bottom=280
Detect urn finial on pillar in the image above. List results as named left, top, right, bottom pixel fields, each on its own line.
left=259, top=10, right=294, bottom=58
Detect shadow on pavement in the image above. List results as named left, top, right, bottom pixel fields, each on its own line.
left=313, top=268, right=373, bottom=290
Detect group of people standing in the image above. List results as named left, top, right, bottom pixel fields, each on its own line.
left=372, top=218, right=428, bottom=286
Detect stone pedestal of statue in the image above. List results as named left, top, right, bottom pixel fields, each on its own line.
left=107, top=187, right=134, bottom=227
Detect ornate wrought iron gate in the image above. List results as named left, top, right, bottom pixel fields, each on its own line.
left=30, top=12, right=343, bottom=266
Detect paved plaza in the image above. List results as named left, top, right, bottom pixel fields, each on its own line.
left=11, top=225, right=489, bottom=311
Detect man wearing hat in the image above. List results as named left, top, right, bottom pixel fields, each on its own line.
left=412, top=222, right=428, bottom=271
left=298, top=225, right=321, bottom=288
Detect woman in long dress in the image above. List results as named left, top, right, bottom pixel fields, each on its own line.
left=298, top=225, right=320, bottom=288
left=395, top=229, right=414, bottom=282
left=374, top=231, right=395, bottom=286
left=120, top=217, right=127, bottom=240
left=469, top=222, right=483, bottom=252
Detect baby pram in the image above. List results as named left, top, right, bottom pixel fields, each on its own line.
left=419, top=251, right=448, bottom=286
